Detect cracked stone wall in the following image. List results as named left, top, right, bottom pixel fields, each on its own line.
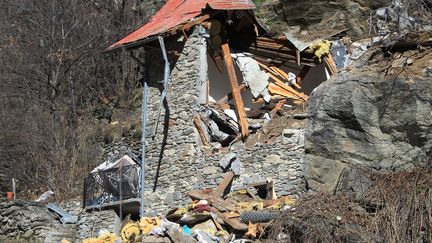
left=107, top=27, right=306, bottom=215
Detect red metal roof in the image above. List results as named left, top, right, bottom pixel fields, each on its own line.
left=108, top=0, right=256, bottom=50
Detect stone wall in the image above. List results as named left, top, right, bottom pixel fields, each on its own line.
left=142, top=27, right=208, bottom=214
left=136, top=26, right=306, bottom=214
left=0, top=199, right=118, bottom=242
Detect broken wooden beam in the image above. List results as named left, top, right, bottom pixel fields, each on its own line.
left=257, top=62, right=308, bottom=101
left=186, top=190, right=236, bottom=212
left=217, top=83, right=248, bottom=104
left=270, top=66, right=302, bottom=90
left=221, top=43, right=249, bottom=138
left=168, top=14, right=213, bottom=35
left=213, top=172, right=235, bottom=198
left=269, top=99, right=286, bottom=118
left=267, top=83, right=302, bottom=101
left=193, top=115, right=209, bottom=146
left=323, top=54, right=338, bottom=76
left=217, top=213, right=249, bottom=231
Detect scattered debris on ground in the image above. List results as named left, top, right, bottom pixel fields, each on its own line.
left=81, top=171, right=296, bottom=242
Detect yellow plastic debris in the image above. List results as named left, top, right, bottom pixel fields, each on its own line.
left=139, top=217, right=161, bottom=235
left=83, top=232, right=119, bottom=243
left=266, top=196, right=296, bottom=209
left=310, top=40, right=332, bottom=61
left=236, top=201, right=264, bottom=211
left=121, top=221, right=141, bottom=242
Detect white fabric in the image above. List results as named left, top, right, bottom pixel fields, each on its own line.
left=91, top=155, right=136, bottom=173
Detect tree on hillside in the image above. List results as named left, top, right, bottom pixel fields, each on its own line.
left=0, top=0, right=159, bottom=197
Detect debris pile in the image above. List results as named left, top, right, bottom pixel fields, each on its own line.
left=82, top=171, right=296, bottom=242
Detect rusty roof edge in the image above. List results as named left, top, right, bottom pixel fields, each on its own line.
left=104, top=36, right=160, bottom=53
left=106, top=0, right=257, bottom=52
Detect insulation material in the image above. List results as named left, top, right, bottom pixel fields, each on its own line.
left=231, top=53, right=270, bottom=101
left=310, top=40, right=332, bottom=61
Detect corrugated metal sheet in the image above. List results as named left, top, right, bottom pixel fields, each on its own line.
left=108, top=0, right=255, bottom=50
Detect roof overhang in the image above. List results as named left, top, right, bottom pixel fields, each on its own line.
left=106, top=0, right=256, bottom=52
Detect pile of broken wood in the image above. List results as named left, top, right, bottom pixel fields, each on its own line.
left=164, top=172, right=296, bottom=241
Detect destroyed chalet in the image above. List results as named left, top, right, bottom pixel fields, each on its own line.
left=84, top=0, right=338, bottom=216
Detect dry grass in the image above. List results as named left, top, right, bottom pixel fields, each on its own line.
left=269, top=164, right=432, bottom=242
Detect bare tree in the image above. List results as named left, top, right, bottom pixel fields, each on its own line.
left=0, top=0, right=160, bottom=197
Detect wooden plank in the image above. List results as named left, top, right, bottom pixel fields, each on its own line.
left=217, top=213, right=249, bottom=231
left=193, top=115, right=209, bottom=146
left=186, top=190, right=236, bottom=212
left=268, top=83, right=302, bottom=101
left=212, top=198, right=236, bottom=212
left=323, top=54, right=338, bottom=76
left=271, top=66, right=302, bottom=89
left=217, top=83, right=247, bottom=104
left=223, top=212, right=241, bottom=219
left=257, top=62, right=308, bottom=101
left=168, top=14, right=212, bottom=35
left=221, top=43, right=249, bottom=138
left=213, top=172, right=235, bottom=198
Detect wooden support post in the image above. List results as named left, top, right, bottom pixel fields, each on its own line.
left=296, top=50, right=301, bottom=66
left=221, top=43, right=249, bottom=138
left=12, top=178, right=16, bottom=200
left=296, top=65, right=311, bottom=86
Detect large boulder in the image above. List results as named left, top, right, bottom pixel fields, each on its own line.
left=258, top=0, right=389, bottom=38
left=305, top=68, right=432, bottom=192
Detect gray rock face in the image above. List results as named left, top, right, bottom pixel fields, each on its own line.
left=305, top=73, right=432, bottom=192
left=259, top=0, right=389, bottom=38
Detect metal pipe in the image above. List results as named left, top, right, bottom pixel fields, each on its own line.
left=152, top=36, right=170, bottom=138
left=140, top=81, right=149, bottom=218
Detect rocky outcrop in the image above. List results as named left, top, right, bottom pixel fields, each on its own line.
left=258, top=0, right=389, bottom=39
left=305, top=71, right=432, bottom=192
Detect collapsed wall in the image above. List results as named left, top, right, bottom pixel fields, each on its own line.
left=139, top=27, right=306, bottom=214
left=0, top=199, right=119, bottom=242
